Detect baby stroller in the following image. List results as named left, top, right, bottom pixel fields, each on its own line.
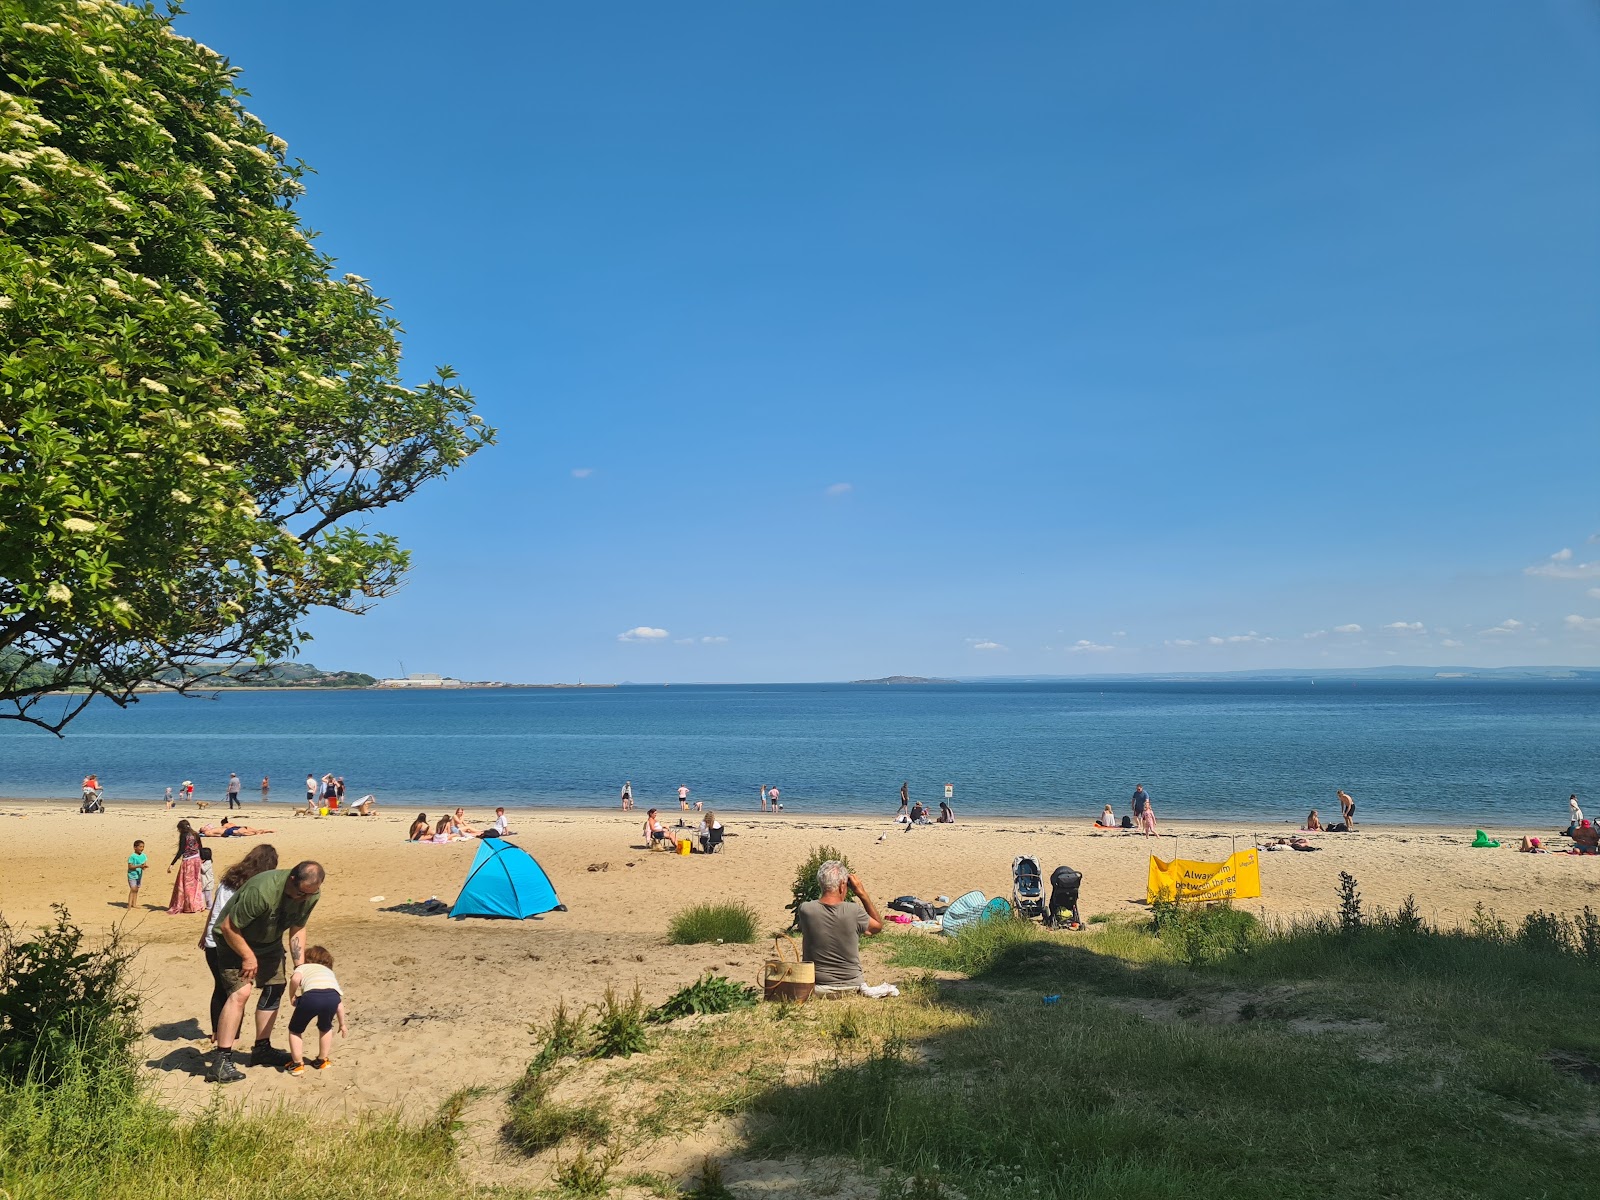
left=80, top=787, right=105, bottom=814
left=1012, top=854, right=1046, bottom=921
left=1046, top=865, right=1083, bottom=930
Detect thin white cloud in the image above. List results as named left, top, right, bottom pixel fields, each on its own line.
left=1166, top=639, right=1196, bottom=647
left=1481, top=618, right=1524, bottom=636
left=571, top=467, right=594, bottom=479
left=1383, top=621, right=1425, bottom=633
left=700, top=636, right=729, bottom=644
left=618, top=626, right=670, bottom=642
left=1208, top=631, right=1271, bottom=645
left=1111, top=631, right=1127, bottom=638
left=824, top=482, right=853, bottom=497
left=971, top=640, right=1006, bottom=651
left=1441, top=638, right=1464, bottom=648
left=1565, top=614, right=1600, bottom=633
left=1068, top=640, right=1114, bottom=653
left=1525, top=549, right=1600, bottom=579
left=1333, top=624, right=1362, bottom=634
left=1303, top=630, right=1327, bottom=640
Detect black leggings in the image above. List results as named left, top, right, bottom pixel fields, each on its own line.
left=288, top=989, right=341, bottom=1035
left=204, top=946, right=228, bottom=1035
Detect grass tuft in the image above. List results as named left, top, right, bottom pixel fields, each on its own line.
left=667, top=902, right=760, bottom=945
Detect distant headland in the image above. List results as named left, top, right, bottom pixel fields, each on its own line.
left=850, top=675, right=958, bottom=685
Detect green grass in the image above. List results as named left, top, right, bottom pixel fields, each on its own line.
left=0, top=1054, right=478, bottom=1200
left=666, top=901, right=761, bottom=945
left=749, top=898, right=1600, bottom=1200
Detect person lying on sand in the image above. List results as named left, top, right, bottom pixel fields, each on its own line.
left=200, top=819, right=274, bottom=838
left=1520, top=836, right=1547, bottom=853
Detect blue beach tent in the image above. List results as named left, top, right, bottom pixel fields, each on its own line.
left=451, top=839, right=563, bottom=919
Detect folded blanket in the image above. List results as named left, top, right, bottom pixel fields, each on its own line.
left=813, top=979, right=901, bottom=1000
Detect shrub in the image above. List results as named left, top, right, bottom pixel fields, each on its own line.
left=1576, top=907, right=1600, bottom=967
left=1515, top=910, right=1571, bottom=956
left=553, top=1143, right=622, bottom=1195
left=1337, top=872, right=1363, bottom=935
left=1152, top=902, right=1258, bottom=966
left=667, top=902, right=760, bottom=945
left=785, top=845, right=854, bottom=927
left=589, top=985, right=649, bottom=1059
left=683, top=1156, right=737, bottom=1199
left=649, top=973, right=759, bottom=1022
left=0, top=906, right=139, bottom=1086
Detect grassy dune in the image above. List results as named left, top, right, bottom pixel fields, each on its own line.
left=5, top=882, right=1599, bottom=1199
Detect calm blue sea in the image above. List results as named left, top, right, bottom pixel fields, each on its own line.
left=0, top=682, right=1595, bottom=826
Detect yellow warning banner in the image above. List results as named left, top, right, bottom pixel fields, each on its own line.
left=1146, top=849, right=1261, bottom=903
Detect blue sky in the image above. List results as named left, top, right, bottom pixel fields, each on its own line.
left=174, top=2, right=1600, bottom=681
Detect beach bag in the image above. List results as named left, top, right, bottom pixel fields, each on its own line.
left=759, top=938, right=814, bottom=1003
left=1120, top=815, right=1133, bottom=828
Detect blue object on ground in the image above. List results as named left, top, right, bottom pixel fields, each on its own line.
left=452, top=838, right=562, bottom=919
left=1043, top=994, right=1062, bottom=1004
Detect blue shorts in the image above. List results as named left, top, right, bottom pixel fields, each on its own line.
left=287, top=989, right=341, bottom=1035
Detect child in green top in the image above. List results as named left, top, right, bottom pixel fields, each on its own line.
left=126, top=840, right=148, bottom=910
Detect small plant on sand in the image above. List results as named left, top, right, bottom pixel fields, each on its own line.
left=648, top=973, right=759, bottom=1021
left=505, top=1090, right=611, bottom=1154
left=553, top=1142, right=622, bottom=1195
left=589, top=984, right=650, bottom=1058
left=682, top=1156, right=737, bottom=1200
left=667, top=902, right=760, bottom=945
left=786, top=845, right=854, bottom=927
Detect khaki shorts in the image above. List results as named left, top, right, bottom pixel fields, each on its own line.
left=217, top=947, right=285, bottom=996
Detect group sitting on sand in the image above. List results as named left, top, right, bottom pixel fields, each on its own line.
left=406, top=806, right=514, bottom=843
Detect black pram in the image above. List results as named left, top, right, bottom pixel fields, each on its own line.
left=1046, top=865, right=1083, bottom=930
left=80, top=788, right=105, bottom=814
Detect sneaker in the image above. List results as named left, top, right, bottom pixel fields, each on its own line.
left=250, top=1043, right=290, bottom=1068
left=210, top=1059, right=245, bottom=1084
left=287, top=1061, right=306, bottom=1077
left=313, top=1058, right=332, bottom=1071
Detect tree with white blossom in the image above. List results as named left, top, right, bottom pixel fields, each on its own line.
left=0, top=0, right=494, bottom=731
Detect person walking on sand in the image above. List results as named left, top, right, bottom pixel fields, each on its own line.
left=1140, top=792, right=1157, bottom=837
left=226, top=773, right=241, bottom=810
left=1337, top=788, right=1356, bottom=830
left=126, top=839, right=149, bottom=911
left=166, top=819, right=206, bottom=913
left=678, top=784, right=690, bottom=810
left=1131, top=784, right=1149, bottom=824
left=305, top=773, right=316, bottom=806
left=164, top=786, right=174, bottom=809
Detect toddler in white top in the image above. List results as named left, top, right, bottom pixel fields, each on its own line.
left=286, top=945, right=347, bottom=1075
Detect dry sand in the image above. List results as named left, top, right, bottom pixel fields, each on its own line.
left=2, top=799, right=1596, bottom=1122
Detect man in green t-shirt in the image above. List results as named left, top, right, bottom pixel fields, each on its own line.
left=211, top=860, right=324, bottom=1082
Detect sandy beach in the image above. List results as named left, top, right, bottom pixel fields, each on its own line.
left=2, top=799, right=1595, bottom=1121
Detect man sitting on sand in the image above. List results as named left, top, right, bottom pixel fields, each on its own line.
left=796, top=862, right=897, bottom=999
left=345, top=795, right=377, bottom=816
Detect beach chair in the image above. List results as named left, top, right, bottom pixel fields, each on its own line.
left=701, top=825, right=725, bottom=854
left=1012, top=854, right=1045, bottom=921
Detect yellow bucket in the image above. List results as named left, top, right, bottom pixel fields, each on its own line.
left=318, top=807, right=329, bottom=817
left=677, top=837, right=692, bottom=856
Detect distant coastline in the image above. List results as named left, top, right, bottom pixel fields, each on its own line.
left=851, top=675, right=958, bottom=685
